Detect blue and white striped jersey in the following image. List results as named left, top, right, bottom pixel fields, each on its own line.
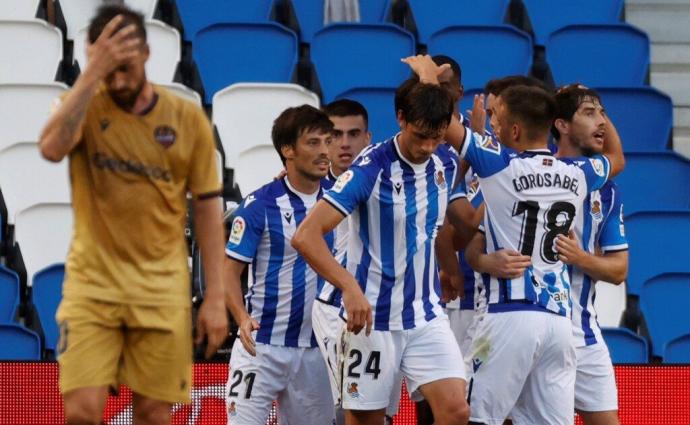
left=225, top=177, right=334, bottom=348
left=459, top=130, right=611, bottom=317
left=316, top=169, right=346, bottom=306
left=570, top=180, right=628, bottom=347
left=324, top=135, right=460, bottom=330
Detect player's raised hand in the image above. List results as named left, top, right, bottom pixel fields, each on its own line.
left=342, top=285, right=373, bottom=336
left=470, top=94, right=487, bottom=135
left=196, top=296, right=229, bottom=359
left=483, top=249, right=532, bottom=279
left=555, top=230, right=586, bottom=266
left=238, top=317, right=260, bottom=357
left=401, top=55, right=450, bottom=85
left=85, top=15, right=143, bottom=80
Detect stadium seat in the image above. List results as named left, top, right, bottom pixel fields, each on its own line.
left=194, top=23, right=298, bottom=104
left=0, top=142, right=71, bottom=225
left=546, top=24, right=650, bottom=87
left=407, top=0, right=509, bottom=45
left=0, top=20, right=62, bottom=83
left=593, top=281, right=627, bottom=328
left=0, top=324, right=41, bottom=360
left=212, top=83, right=319, bottom=170
left=14, top=203, right=73, bottom=287
left=664, top=334, right=690, bottom=364
left=0, top=0, right=39, bottom=20
left=522, top=0, right=624, bottom=46
left=31, top=264, right=64, bottom=353
left=596, top=87, right=673, bottom=152
left=58, top=0, right=99, bottom=40
left=336, top=87, right=398, bottom=144
left=626, top=212, right=690, bottom=296
left=641, top=273, right=690, bottom=357
left=428, top=25, right=533, bottom=91
left=0, top=265, right=20, bottom=323
left=601, top=327, right=648, bottom=363
left=158, top=82, right=202, bottom=106
left=0, top=83, right=68, bottom=153
left=290, top=0, right=391, bottom=43
left=311, top=24, right=415, bottom=102
left=176, top=0, right=274, bottom=41
left=125, top=0, right=158, bottom=18
left=614, top=152, right=690, bottom=215
left=234, top=145, right=284, bottom=195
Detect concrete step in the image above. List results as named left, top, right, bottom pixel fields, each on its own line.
left=626, top=3, right=690, bottom=43
left=650, top=43, right=690, bottom=72
left=651, top=71, right=690, bottom=106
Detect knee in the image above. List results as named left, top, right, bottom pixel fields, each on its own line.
left=435, top=399, right=470, bottom=425
left=64, top=400, right=102, bottom=425
left=133, top=404, right=170, bottom=425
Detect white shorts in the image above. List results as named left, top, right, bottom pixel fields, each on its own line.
left=575, top=342, right=618, bottom=412
left=467, top=310, right=576, bottom=425
left=340, top=316, right=466, bottom=411
left=446, top=308, right=476, bottom=356
left=226, top=339, right=334, bottom=424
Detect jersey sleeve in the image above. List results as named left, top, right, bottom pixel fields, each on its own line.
left=323, top=160, right=379, bottom=216
left=449, top=179, right=468, bottom=203
left=188, top=106, right=222, bottom=198
left=575, top=154, right=610, bottom=193
left=599, top=186, right=628, bottom=253
left=225, top=195, right=265, bottom=263
left=459, top=129, right=510, bottom=178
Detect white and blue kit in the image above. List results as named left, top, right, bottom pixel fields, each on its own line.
left=323, top=135, right=467, bottom=409
left=458, top=129, right=612, bottom=425
left=225, top=177, right=335, bottom=424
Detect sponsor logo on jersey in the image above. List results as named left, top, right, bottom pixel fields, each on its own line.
left=346, top=382, right=360, bottom=398
left=227, top=401, right=237, bottom=417
left=590, top=158, right=605, bottom=177
left=394, top=181, right=403, bottom=194
left=284, top=211, right=293, bottom=224
left=229, top=217, right=246, bottom=245
left=92, top=152, right=172, bottom=182
left=154, top=125, right=177, bottom=149
left=332, top=170, right=354, bottom=193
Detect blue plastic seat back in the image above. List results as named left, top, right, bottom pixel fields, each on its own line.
left=31, top=264, right=64, bottom=352
left=176, top=0, right=274, bottom=41
left=194, top=23, right=298, bottom=103
left=523, top=0, right=623, bottom=45
left=312, top=24, right=415, bottom=102
left=0, top=324, right=41, bottom=360
left=547, top=24, right=649, bottom=87
left=408, top=0, right=509, bottom=44
left=601, top=327, right=648, bottom=364
left=0, top=265, right=20, bottom=323
left=664, top=334, right=690, bottom=364
left=292, top=0, right=391, bottom=43
left=596, top=87, right=673, bottom=152
left=428, top=25, right=532, bottom=91
left=641, top=274, right=690, bottom=357
left=336, top=87, right=398, bottom=144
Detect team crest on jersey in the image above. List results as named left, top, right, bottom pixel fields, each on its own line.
left=346, top=382, right=360, bottom=398
left=435, top=170, right=446, bottom=188
left=229, top=217, right=246, bottom=245
left=477, top=135, right=501, bottom=154
left=590, top=199, right=603, bottom=222
left=333, top=170, right=354, bottom=193
left=153, top=125, right=177, bottom=148
left=227, top=401, right=237, bottom=417
left=589, top=158, right=605, bottom=177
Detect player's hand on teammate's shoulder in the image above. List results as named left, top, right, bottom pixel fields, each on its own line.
left=195, top=295, right=229, bottom=359
left=555, top=230, right=586, bottom=266
left=342, top=284, right=373, bottom=336
left=237, top=316, right=261, bottom=357
left=483, top=249, right=532, bottom=279
left=85, top=14, right=143, bottom=80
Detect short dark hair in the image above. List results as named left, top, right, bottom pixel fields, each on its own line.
left=550, top=85, right=603, bottom=140
left=88, top=3, right=147, bottom=44
left=431, top=54, right=462, bottom=83
left=396, top=83, right=454, bottom=134
left=501, top=86, right=557, bottom=141
left=322, top=99, right=369, bottom=129
left=485, top=75, right=549, bottom=97
left=271, top=105, right=334, bottom=164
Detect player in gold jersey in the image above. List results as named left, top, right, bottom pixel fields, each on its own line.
left=39, top=5, right=228, bottom=425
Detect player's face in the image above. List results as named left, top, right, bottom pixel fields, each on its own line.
left=399, top=121, right=446, bottom=164
left=328, top=115, right=370, bottom=175
left=494, top=97, right=518, bottom=149
left=568, top=99, right=607, bottom=155
left=105, top=41, right=149, bottom=110
left=487, top=93, right=501, bottom=139
left=289, top=129, right=332, bottom=180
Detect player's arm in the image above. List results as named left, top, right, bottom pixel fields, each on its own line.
left=465, top=231, right=532, bottom=279
left=223, top=257, right=260, bottom=356
left=601, top=114, right=625, bottom=178
left=555, top=232, right=628, bottom=284
left=39, top=16, right=140, bottom=162
left=447, top=198, right=479, bottom=248
left=292, top=201, right=372, bottom=335
left=435, top=221, right=463, bottom=302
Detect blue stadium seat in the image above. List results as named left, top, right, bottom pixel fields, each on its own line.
left=614, top=152, right=690, bottom=215
left=311, top=24, right=415, bottom=102
left=626, top=212, right=690, bottom=296
left=547, top=24, right=650, bottom=87
left=336, top=87, right=398, bottom=144
left=596, top=87, right=673, bottom=152
left=641, top=274, right=690, bottom=357
left=31, top=264, right=64, bottom=353
left=291, top=0, right=391, bottom=43
left=522, top=0, right=624, bottom=46
left=0, top=324, right=41, bottom=360
left=176, top=0, right=274, bottom=41
left=601, top=327, right=648, bottom=363
left=408, top=0, right=509, bottom=45
left=428, top=25, right=533, bottom=90
left=458, top=88, right=486, bottom=121
left=664, top=334, right=690, bottom=364
left=0, top=265, right=20, bottom=323
left=194, top=22, right=298, bottom=103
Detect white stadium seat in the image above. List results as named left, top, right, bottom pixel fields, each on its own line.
left=215, top=150, right=224, bottom=185
left=14, top=203, right=73, bottom=286
left=125, top=0, right=158, bottom=19
left=0, top=143, right=71, bottom=225
left=0, top=20, right=62, bottom=83
left=59, top=0, right=99, bottom=40
left=158, top=82, right=202, bottom=106
left=0, top=0, right=40, bottom=20
left=234, top=145, right=284, bottom=195
left=0, top=82, right=68, bottom=153
left=593, top=280, right=627, bottom=328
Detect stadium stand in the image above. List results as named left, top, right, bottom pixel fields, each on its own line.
left=30, top=264, right=64, bottom=354
left=158, top=82, right=202, bottom=106
left=640, top=273, right=690, bottom=358
left=0, top=266, right=20, bottom=323
left=335, top=87, right=398, bottom=144
left=58, top=0, right=100, bottom=40
left=0, top=0, right=40, bottom=20
left=176, top=0, right=274, bottom=41
left=124, top=0, right=158, bottom=19
left=602, top=327, right=649, bottom=364
left=0, top=323, right=41, bottom=360
left=0, top=20, right=62, bottom=83
left=664, top=334, right=690, bottom=364
left=290, top=0, right=391, bottom=43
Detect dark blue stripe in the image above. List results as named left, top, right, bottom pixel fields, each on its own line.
left=246, top=257, right=258, bottom=316
left=422, top=159, right=440, bottom=322
left=485, top=213, right=509, bottom=303
left=400, top=161, right=418, bottom=328
left=459, top=252, right=475, bottom=310
left=579, top=194, right=596, bottom=344
left=257, top=198, right=284, bottom=344
left=348, top=203, right=372, bottom=323
left=285, top=195, right=307, bottom=347
left=375, top=163, right=395, bottom=330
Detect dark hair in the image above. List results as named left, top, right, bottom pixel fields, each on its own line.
left=431, top=54, right=462, bottom=83
left=395, top=56, right=463, bottom=115
left=272, top=105, right=334, bottom=164
left=322, top=99, right=369, bottom=129
left=396, top=83, right=454, bottom=134
left=88, top=3, right=147, bottom=44
left=500, top=86, right=557, bottom=141
left=485, top=75, right=549, bottom=96
left=550, top=85, right=603, bottom=140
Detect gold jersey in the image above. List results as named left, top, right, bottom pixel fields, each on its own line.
left=63, top=85, right=220, bottom=306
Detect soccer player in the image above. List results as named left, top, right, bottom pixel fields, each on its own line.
left=293, top=83, right=469, bottom=425
left=224, top=105, right=336, bottom=424
left=403, top=55, right=624, bottom=425
left=39, top=5, right=228, bottom=425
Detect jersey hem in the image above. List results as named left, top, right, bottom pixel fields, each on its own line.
left=322, top=196, right=349, bottom=217
left=225, top=249, right=252, bottom=263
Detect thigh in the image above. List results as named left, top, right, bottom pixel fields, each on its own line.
left=120, top=304, right=192, bottom=404
left=56, top=298, right=123, bottom=395
left=574, top=344, right=618, bottom=413
left=312, top=301, right=345, bottom=405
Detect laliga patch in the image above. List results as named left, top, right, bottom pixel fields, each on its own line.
left=590, top=157, right=605, bottom=177
left=153, top=125, right=177, bottom=149
left=332, top=170, right=354, bottom=193
left=229, top=217, right=246, bottom=245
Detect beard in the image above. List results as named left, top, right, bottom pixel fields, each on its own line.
left=109, top=80, right=145, bottom=110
